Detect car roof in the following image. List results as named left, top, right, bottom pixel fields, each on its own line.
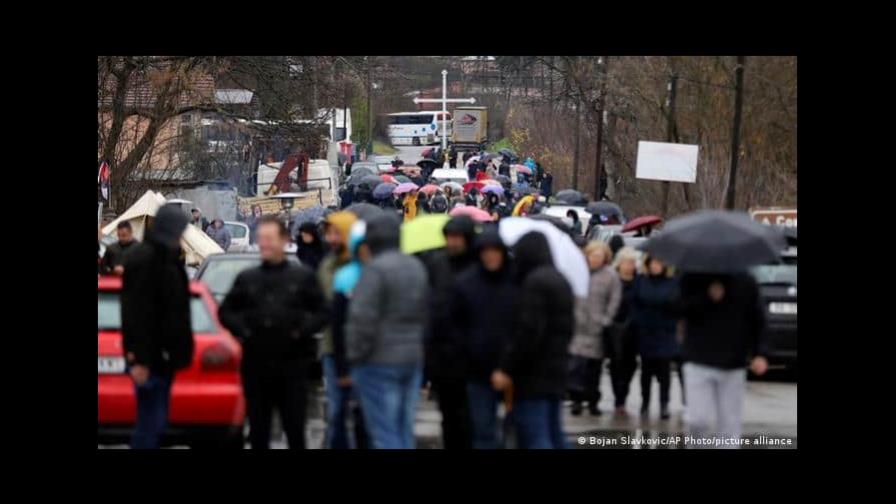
left=98, top=275, right=208, bottom=295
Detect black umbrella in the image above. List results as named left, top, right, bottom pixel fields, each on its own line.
left=585, top=201, right=625, bottom=223
left=640, top=210, right=788, bottom=273
left=555, top=189, right=587, bottom=205
left=417, top=159, right=440, bottom=170
left=346, top=202, right=384, bottom=221
left=349, top=165, right=376, bottom=177
left=358, top=174, right=382, bottom=188
left=290, top=205, right=327, bottom=236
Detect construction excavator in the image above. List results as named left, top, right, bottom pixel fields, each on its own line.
left=264, top=152, right=310, bottom=196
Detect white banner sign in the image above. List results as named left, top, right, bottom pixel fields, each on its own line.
left=636, top=141, right=698, bottom=183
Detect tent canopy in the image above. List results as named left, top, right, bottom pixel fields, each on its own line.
left=101, top=190, right=223, bottom=266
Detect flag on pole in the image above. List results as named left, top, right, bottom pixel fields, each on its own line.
left=98, top=160, right=110, bottom=201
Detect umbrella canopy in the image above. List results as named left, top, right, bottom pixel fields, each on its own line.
left=480, top=179, right=501, bottom=186
left=417, top=159, right=440, bottom=170
left=346, top=202, right=384, bottom=221
left=498, top=148, right=517, bottom=159
left=622, top=215, right=663, bottom=233
left=463, top=181, right=485, bottom=193
left=440, top=181, right=463, bottom=193
left=512, top=195, right=535, bottom=216
left=373, top=182, right=398, bottom=200
left=393, top=182, right=420, bottom=195
left=380, top=174, right=398, bottom=184
left=291, top=204, right=327, bottom=227
left=449, top=205, right=493, bottom=222
left=586, top=200, right=624, bottom=216
left=481, top=185, right=504, bottom=196
left=512, top=164, right=532, bottom=175
left=464, top=155, right=481, bottom=168
left=401, top=213, right=451, bottom=254
left=419, top=184, right=440, bottom=195
left=496, top=174, right=512, bottom=184
left=499, top=217, right=590, bottom=298
left=349, top=165, right=376, bottom=177
left=394, top=175, right=412, bottom=184
left=358, top=174, right=382, bottom=188
left=640, top=210, right=787, bottom=273
left=554, top=189, right=587, bottom=205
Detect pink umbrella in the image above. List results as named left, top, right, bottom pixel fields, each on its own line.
left=393, top=182, right=420, bottom=195
left=481, top=179, right=501, bottom=186
left=450, top=205, right=493, bottom=222
left=513, top=164, right=532, bottom=175
left=380, top=174, right=398, bottom=184
left=419, top=184, right=440, bottom=195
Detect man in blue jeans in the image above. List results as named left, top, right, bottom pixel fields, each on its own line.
left=346, top=213, right=428, bottom=449
left=449, top=228, right=517, bottom=448
left=120, top=205, right=194, bottom=449
left=491, top=232, right=574, bottom=449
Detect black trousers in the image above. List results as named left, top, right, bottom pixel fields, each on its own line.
left=242, top=364, right=308, bottom=449
left=673, top=356, right=686, bottom=405
left=640, top=357, right=671, bottom=409
left=606, top=326, right=638, bottom=408
left=569, top=357, right=604, bottom=407
left=432, top=378, right=473, bottom=449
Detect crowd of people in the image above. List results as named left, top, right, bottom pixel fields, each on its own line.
left=106, top=149, right=771, bottom=450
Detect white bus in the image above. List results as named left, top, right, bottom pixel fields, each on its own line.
left=387, top=111, right=452, bottom=146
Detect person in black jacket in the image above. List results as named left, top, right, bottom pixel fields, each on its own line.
left=492, top=231, right=574, bottom=449
left=120, top=204, right=194, bottom=449
left=443, top=215, right=478, bottom=275
left=296, top=221, right=326, bottom=272
left=451, top=228, right=516, bottom=448
left=678, top=272, right=768, bottom=445
left=417, top=245, right=472, bottom=450
left=100, top=220, right=139, bottom=276
left=631, top=254, right=680, bottom=420
left=218, top=216, right=329, bottom=449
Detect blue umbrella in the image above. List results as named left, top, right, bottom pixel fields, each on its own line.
left=482, top=185, right=504, bottom=196
left=373, top=182, right=397, bottom=200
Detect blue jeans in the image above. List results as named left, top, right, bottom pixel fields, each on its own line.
left=466, top=381, right=501, bottom=449
left=322, top=355, right=358, bottom=449
left=131, top=371, right=172, bottom=449
left=352, top=363, right=423, bottom=449
left=513, top=397, right=567, bottom=449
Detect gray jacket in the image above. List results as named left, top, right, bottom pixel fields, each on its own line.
left=569, top=266, right=622, bottom=359
left=346, top=214, right=428, bottom=365
left=206, top=222, right=232, bottom=250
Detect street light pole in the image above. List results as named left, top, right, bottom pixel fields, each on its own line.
left=367, top=56, right=373, bottom=160
left=441, top=70, right=448, bottom=155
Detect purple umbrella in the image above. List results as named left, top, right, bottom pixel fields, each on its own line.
left=393, top=182, right=420, bottom=195
left=373, top=182, right=398, bottom=200
left=481, top=185, right=504, bottom=196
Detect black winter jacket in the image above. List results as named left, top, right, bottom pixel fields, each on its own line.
left=499, top=232, right=574, bottom=399
left=219, top=259, right=329, bottom=373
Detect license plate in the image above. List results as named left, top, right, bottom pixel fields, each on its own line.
left=98, top=356, right=126, bottom=374
left=769, top=302, right=797, bottom=315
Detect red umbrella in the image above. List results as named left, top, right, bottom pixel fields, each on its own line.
left=450, top=205, right=492, bottom=222
left=380, top=174, right=398, bottom=184
left=622, top=215, right=663, bottom=233
left=419, top=184, right=440, bottom=195
left=463, top=181, right=485, bottom=193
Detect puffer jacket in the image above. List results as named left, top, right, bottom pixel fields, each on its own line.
left=346, top=213, right=429, bottom=365
left=569, top=266, right=622, bottom=359
left=632, top=273, right=680, bottom=359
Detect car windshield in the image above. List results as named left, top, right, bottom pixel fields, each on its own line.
left=224, top=223, right=247, bottom=239
left=97, top=292, right=216, bottom=332
left=198, top=257, right=261, bottom=296
left=751, top=264, right=798, bottom=286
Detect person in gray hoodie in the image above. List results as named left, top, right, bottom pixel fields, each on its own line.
left=346, top=212, right=429, bottom=449
left=206, top=218, right=232, bottom=251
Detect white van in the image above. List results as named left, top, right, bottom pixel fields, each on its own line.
left=430, top=168, right=469, bottom=185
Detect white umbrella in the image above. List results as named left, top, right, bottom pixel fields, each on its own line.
left=464, top=155, right=481, bottom=169
left=499, top=217, right=590, bottom=298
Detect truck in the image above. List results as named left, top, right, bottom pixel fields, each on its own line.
left=451, top=106, right=488, bottom=151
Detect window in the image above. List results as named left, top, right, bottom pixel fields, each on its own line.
left=390, top=114, right=434, bottom=125
left=98, top=292, right=217, bottom=333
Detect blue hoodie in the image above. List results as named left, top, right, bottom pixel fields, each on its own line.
left=330, top=221, right=367, bottom=376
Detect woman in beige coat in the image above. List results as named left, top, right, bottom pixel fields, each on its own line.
left=568, top=241, right=622, bottom=416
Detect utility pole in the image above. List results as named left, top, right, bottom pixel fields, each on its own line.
left=725, top=56, right=746, bottom=210
left=661, top=72, right=678, bottom=216
left=594, top=56, right=607, bottom=201
left=366, top=56, right=373, bottom=160
left=572, top=98, right=580, bottom=190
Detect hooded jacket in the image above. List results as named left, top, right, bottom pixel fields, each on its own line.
left=500, top=231, right=574, bottom=399
left=415, top=247, right=456, bottom=381
left=295, top=221, right=325, bottom=271
left=206, top=220, right=232, bottom=250
left=121, top=205, right=193, bottom=373
left=450, top=228, right=517, bottom=382
left=317, top=211, right=358, bottom=357
left=330, top=221, right=367, bottom=377
left=443, top=216, right=478, bottom=275
left=346, top=213, right=429, bottom=365
left=570, top=265, right=622, bottom=360
left=631, top=271, right=680, bottom=359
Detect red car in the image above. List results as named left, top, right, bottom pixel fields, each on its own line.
left=97, top=276, right=245, bottom=448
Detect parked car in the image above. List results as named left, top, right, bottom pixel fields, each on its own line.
left=751, top=252, right=797, bottom=369
left=97, top=276, right=245, bottom=448
left=223, top=221, right=250, bottom=252
left=194, top=253, right=300, bottom=304
left=544, top=205, right=592, bottom=236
